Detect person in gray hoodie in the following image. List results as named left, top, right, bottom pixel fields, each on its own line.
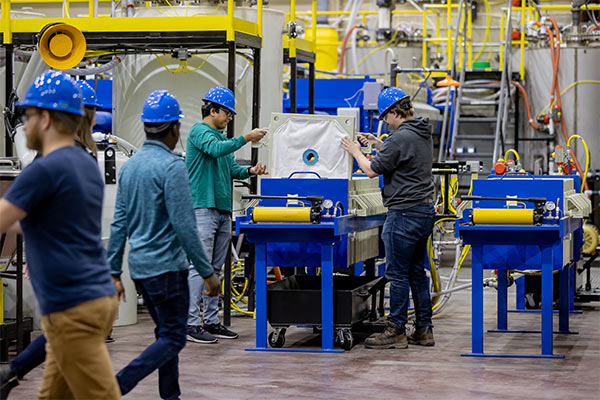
left=341, top=87, right=435, bottom=349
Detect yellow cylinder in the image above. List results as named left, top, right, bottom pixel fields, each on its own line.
left=472, top=209, right=534, bottom=225
left=252, top=207, right=312, bottom=223
left=305, top=26, right=339, bottom=72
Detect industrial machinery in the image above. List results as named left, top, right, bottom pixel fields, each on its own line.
left=456, top=173, right=591, bottom=358
left=237, top=112, right=387, bottom=352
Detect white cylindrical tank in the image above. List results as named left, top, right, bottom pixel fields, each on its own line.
left=112, top=5, right=284, bottom=167
left=524, top=45, right=600, bottom=172
left=97, top=147, right=137, bottom=326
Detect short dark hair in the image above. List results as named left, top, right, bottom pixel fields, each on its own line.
left=144, top=121, right=178, bottom=139
left=201, top=101, right=220, bottom=119
left=388, top=97, right=414, bottom=119
left=33, top=108, right=83, bottom=135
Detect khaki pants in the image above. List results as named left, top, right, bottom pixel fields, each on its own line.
left=39, top=295, right=121, bottom=400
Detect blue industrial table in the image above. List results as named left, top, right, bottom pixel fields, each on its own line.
left=237, top=213, right=385, bottom=353
left=458, top=223, right=579, bottom=358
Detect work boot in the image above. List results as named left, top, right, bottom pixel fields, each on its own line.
left=408, top=325, right=435, bottom=346
left=364, top=322, right=407, bottom=349
left=0, top=366, right=18, bottom=400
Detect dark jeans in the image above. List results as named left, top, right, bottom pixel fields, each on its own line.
left=382, top=203, right=436, bottom=331
left=116, top=270, right=189, bottom=400
left=10, top=334, right=46, bottom=379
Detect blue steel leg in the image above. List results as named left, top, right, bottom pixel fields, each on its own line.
left=569, top=264, right=575, bottom=311
left=559, top=264, right=569, bottom=333
left=497, top=270, right=508, bottom=330
left=472, top=246, right=484, bottom=354
left=515, top=275, right=525, bottom=310
left=541, top=245, right=554, bottom=356
left=321, top=243, right=334, bottom=351
left=255, top=242, right=268, bottom=349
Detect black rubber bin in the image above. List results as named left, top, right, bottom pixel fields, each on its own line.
left=266, top=275, right=385, bottom=328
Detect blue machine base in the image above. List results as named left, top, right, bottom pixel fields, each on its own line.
left=487, top=329, right=578, bottom=334
left=508, top=309, right=582, bottom=314
left=245, top=347, right=344, bottom=354
left=461, top=352, right=564, bottom=359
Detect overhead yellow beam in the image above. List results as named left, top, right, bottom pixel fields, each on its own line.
left=7, top=16, right=259, bottom=36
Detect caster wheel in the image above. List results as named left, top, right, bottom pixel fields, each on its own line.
left=341, top=330, right=354, bottom=350
left=268, top=328, right=286, bottom=348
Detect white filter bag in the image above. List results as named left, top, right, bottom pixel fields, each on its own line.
left=270, top=117, right=353, bottom=179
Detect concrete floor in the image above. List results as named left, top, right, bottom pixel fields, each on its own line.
left=7, top=270, right=600, bottom=400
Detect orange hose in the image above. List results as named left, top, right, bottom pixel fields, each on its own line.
left=545, top=17, right=588, bottom=190
left=338, top=24, right=359, bottom=74
left=509, top=81, right=540, bottom=130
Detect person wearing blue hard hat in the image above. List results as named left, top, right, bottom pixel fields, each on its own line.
left=0, top=78, right=111, bottom=399
left=184, top=86, right=267, bottom=343
left=75, top=80, right=99, bottom=157
left=341, top=86, right=436, bottom=349
left=0, top=69, right=120, bottom=398
left=107, top=89, right=220, bottom=400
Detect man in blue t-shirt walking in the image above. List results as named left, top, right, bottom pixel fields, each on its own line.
left=107, top=90, right=220, bottom=400
left=0, top=71, right=120, bottom=398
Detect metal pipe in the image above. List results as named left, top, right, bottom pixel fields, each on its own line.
left=224, top=40, right=236, bottom=327
left=4, top=44, right=13, bottom=157
left=448, top=4, right=468, bottom=160
left=493, top=0, right=514, bottom=163
left=257, top=0, right=263, bottom=38
left=290, top=57, right=297, bottom=113
left=309, top=62, right=315, bottom=114
left=251, top=47, right=261, bottom=194
left=437, top=0, right=465, bottom=162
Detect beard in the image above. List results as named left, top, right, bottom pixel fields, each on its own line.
left=25, top=125, right=42, bottom=152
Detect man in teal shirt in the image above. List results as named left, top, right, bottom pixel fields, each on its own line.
left=186, top=86, right=267, bottom=343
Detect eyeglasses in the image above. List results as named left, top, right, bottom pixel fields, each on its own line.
left=20, top=111, right=38, bottom=125
left=220, top=108, right=233, bottom=118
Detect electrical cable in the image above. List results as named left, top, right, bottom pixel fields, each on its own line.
left=537, top=80, right=600, bottom=118
left=350, top=29, right=399, bottom=74
left=567, top=135, right=590, bottom=192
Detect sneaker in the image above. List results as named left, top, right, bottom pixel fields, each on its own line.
left=203, top=323, right=239, bottom=339
left=364, top=322, right=407, bottom=349
left=187, top=325, right=218, bottom=344
left=0, top=366, right=18, bottom=400
left=408, top=325, right=435, bottom=346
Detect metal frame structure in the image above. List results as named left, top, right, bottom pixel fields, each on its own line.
left=284, top=0, right=316, bottom=115
left=1, top=0, right=266, bottom=327
left=237, top=213, right=384, bottom=353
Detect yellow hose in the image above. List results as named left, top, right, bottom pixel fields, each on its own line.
left=504, top=148, right=520, bottom=162
left=473, top=0, right=492, bottom=63
left=566, top=135, right=590, bottom=192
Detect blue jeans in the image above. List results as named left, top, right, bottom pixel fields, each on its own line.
left=116, top=270, right=189, bottom=400
left=10, top=334, right=46, bottom=379
left=188, top=208, right=231, bottom=326
left=382, top=203, right=435, bottom=331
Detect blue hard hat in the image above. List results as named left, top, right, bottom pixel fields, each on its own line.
left=141, top=90, right=185, bottom=123
left=377, top=87, right=410, bottom=120
left=16, top=70, right=84, bottom=116
left=202, top=86, right=236, bottom=115
left=75, top=80, right=98, bottom=107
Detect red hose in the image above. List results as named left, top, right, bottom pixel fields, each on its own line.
left=338, top=24, right=360, bottom=74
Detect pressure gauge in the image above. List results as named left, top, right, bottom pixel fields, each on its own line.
left=544, top=201, right=556, bottom=212
left=323, top=199, right=334, bottom=211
